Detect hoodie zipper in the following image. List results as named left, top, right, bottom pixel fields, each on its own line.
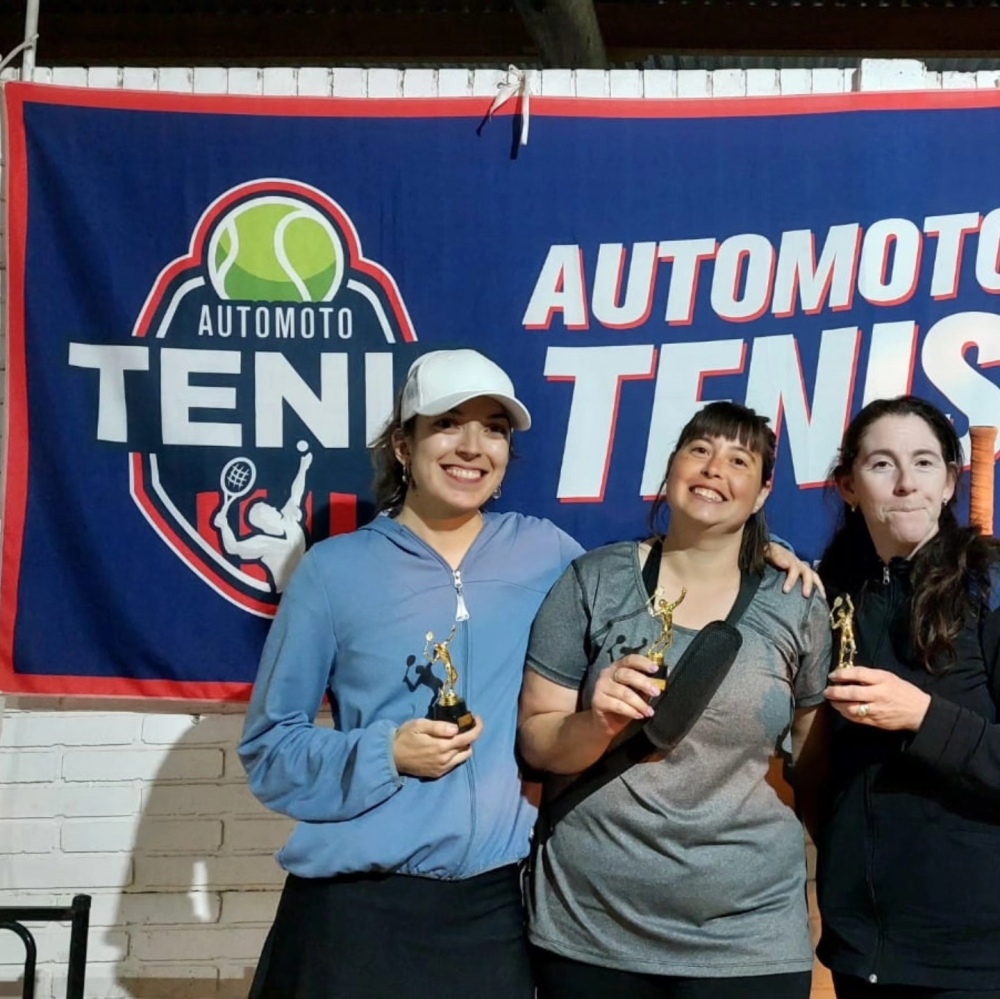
left=453, top=569, right=470, bottom=621
left=384, top=516, right=488, bottom=875
left=452, top=567, right=477, bottom=873
left=863, top=560, right=895, bottom=983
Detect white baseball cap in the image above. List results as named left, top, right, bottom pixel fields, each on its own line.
left=400, top=349, right=532, bottom=431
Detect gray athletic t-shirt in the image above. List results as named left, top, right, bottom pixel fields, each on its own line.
left=526, top=542, right=831, bottom=977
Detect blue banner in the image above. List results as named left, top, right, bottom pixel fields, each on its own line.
left=4, top=82, right=1000, bottom=697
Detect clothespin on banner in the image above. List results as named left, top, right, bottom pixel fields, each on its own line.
left=487, top=65, right=531, bottom=147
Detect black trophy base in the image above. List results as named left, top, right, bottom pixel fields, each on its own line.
left=433, top=698, right=475, bottom=732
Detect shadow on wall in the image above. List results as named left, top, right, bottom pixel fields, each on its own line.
left=110, top=711, right=291, bottom=999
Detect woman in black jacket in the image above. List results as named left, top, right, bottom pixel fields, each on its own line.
left=817, top=395, right=1000, bottom=999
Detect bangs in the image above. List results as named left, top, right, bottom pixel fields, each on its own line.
left=677, top=405, right=775, bottom=465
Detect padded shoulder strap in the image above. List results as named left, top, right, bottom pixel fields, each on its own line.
left=541, top=570, right=762, bottom=830
left=641, top=537, right=663, bottom=600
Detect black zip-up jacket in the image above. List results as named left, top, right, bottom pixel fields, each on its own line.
left=816, top=556, right=1000, bottom=989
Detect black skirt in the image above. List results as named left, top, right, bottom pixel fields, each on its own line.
left=248, top=864, right=533, bottom=999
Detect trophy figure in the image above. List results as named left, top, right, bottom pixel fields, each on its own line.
left=830, top=594, right=857, bottom=669
left=647, top=588, right=687, bottom=693
left=425, top=627, right=475, bottom=732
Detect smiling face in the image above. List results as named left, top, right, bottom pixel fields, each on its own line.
left=394, top=396, right=511, bottom=522
left=838, top=413, right=957, bottom=562
left=665, top=434, right=772, bottom=538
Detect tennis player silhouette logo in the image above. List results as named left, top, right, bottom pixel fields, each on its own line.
left=212, top=442, right=313, bottom=593
left=122, top=177, right=420, bottom=617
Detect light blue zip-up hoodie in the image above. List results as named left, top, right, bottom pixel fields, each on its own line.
left=239, top=510, right=582, bottom=880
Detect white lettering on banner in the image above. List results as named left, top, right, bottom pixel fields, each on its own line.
left=254, top=352, right=348, bottom=449
left=924, top=213, right=981, bottom=300
left=522, top=245, right=589, bottom=329
left=772, top=224, right=861, bottom=316
left=68, top=345, right=395, bottom=449
left=858, top=218, right=922, bottom=307
left=365, top=352, right=395, bottom=446
left=550, top=314, right=1000, bottom=502
left=711, top=234, right=776, bottom=323
left=922, top=312, right=1000, bottom=458
left=161, top=348, right=242, bottom=447
left=744, top=327, right=860, bottom=487
left=975, top=209, right=1000, bottom=293
left=544, top=344, right=656, bottom=500
left=658, top=239, right=717, bottom=324
left=591, top=242, right=658, bottom=329
left=641, top=338, right=746, bottom=497
left=68, top=342, right=150, bottom=443
left=197, top=303, right=341, bottom=339
left=862, top=321, right=918, bottom=404
left=524, top=206, right=1000, bottom=330
left=71, top=316, right=1000, bottom=503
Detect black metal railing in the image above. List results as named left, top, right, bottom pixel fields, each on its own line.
left=0, top=894, right=90, bottom=999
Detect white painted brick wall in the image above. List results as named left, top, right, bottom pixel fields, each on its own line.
left=0, top=57, right=983, bottom=997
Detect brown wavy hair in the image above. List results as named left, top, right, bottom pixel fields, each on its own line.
left=819, top=395, right=1000, bottom=671
left=369, top=388, right=414, bottom=515
left=648, top=401, right=776, bottom=575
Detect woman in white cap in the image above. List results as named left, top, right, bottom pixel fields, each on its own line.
left=240, top=349, right=583, bottom=999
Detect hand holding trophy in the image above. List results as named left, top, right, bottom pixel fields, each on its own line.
left=830, top=594, right=857, bottom=670
left=425, top=626, right=476, bottom=732
left=647, top=588, right=687, bottom=693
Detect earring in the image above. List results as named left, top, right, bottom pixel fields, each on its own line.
left=401, top=464, right=410, bottom=486
left=849, top=504, right=857, bottom=513
left=492, top=486, right=502, bottom=500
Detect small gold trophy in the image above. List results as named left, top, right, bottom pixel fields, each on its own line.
left=830, top=594, right=857, bottom=670
left=647, top=588, right=687, bottom=692
left=425, top=626, right=475, bottom=732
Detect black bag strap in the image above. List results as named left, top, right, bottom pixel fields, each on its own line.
left=642, top=537, right=758, bottom=624
left=641, top=536, right=663, bottom=601
left=719, top=568, right=762, bottom=628
left=543, top=568, right=761, bottom=831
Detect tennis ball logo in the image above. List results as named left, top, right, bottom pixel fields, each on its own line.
left=207, top=196, right=345, bottom=303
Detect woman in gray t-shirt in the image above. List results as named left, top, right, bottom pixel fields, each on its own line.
left=518, top=401, right=830, bottom=999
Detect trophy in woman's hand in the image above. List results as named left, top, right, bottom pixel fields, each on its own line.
left=425, top=626, right=475, bottom=732
left=830, top=594, right=857, bottom=670
left=647, top=588, right=687, bottom=693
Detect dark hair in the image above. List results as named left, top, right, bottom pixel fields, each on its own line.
left=649, top=401, right=777, bottom=574
left=369, top=390, right=517, bottom=515
left=819, top=394, right=1000, bottom=671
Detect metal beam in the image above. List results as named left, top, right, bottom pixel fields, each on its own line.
left=22, top=0, right=40, bottom=79
left=513, top=0, right=607, bottom=69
